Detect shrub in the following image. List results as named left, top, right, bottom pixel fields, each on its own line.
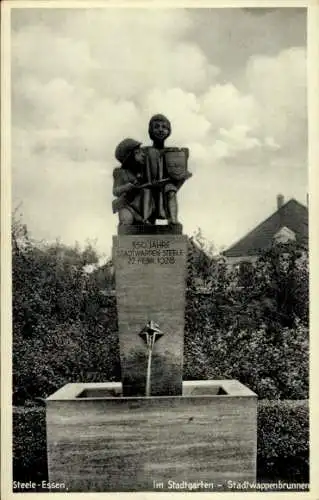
left=257, top=399, right=309, bottom=482
left=13, top=406, right=47, bottom=490
left=184, top=321, right=308, bottom=400
left=184, top=240, right=308, bottom=400
left=13, top=317, right=121, bottom=405
left=12, top=218, right=121, bottom=405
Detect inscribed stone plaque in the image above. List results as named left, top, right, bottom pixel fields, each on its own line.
left=113, top=234, right=188, bottom=396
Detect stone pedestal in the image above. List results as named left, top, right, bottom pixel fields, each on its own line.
left=46, top=380, right=257, bottom=492
left=112, top=233, right=188, bottom=396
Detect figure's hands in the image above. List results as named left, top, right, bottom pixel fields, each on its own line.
left=178, top=171, right=192, bottom=181
left=113, top=181, right=139, bottom=197
left=150, top=178, right=170, bottom=187
left=127, top=181, right=141, bottom=191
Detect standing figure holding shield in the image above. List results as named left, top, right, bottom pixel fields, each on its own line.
left=141, top=113, right=192, bottom=225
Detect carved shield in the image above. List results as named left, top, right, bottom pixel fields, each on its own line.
left=164, top=148, right=189, bottom=180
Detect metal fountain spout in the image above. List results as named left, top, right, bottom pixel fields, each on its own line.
left=139, top=320, right=164, bottom=397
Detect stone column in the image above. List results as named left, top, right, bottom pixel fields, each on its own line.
left=112, top=230, right=188, bottom=396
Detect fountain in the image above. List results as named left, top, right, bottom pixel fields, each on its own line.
left=46, top=114, right=257, bottom=492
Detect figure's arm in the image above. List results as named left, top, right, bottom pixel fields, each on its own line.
left=112, top=169, right=138, bottom=197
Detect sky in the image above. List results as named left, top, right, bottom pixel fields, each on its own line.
left=11, top=7, right=307, bottom=257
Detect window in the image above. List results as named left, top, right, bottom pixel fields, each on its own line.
left=273, top=226, right=296, bottom=244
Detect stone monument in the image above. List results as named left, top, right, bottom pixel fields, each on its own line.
left=46, top=114, right=257, bottom=492
left=112, top=114, right=191, bottom=396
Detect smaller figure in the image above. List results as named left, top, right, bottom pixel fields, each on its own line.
left=112, top=138, right=145, bottom=225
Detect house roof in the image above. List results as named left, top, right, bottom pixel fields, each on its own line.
left=222, top=199, right=308, bottom=257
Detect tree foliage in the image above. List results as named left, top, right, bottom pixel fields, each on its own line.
left=12, top=218, right=308, bottom=404
left=12, top=217, right=120, bottom=404
left=184, top=240, right=308, bottom=399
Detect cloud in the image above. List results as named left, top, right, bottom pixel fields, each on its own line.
left=11, top=8, right=307, bottom=253
left=246, top=47, right=307, bottom=149
left=201, top=83, right=259, bottom=131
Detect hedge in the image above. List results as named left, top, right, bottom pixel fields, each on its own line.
left=257, top=399, right=309, bottom=482
left=13, top=319, right=308, bottom=405
left=12, top=406, right=48, bottom=490
left=12, top=399, right=309, bottom=490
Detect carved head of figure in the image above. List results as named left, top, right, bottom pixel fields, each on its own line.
left=115, top=138, right=144, bottom=168
left=148, top=114, right=171, bottom=146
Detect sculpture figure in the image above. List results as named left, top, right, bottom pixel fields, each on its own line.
left=112, top=138, right=146, bottom=225
left=112, top=114, right=192, bottom=226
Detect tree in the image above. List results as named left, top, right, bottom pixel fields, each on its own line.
left=12, top=216, right=120, bottom=405
left=12, top=219, right=308, bottom=403
left=184, top=237, right=308, bottom=399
